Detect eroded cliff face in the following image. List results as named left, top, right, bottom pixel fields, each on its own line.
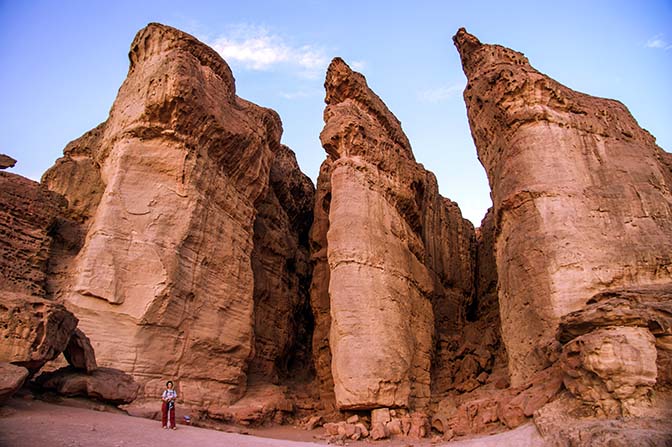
left=0, top=172, right=74, bottom=298
left=316, top=58, right=476, bottom=411
left=250, top=144, right=315, bottom=384
left=42, top=23, right=314, bottom=415
left=454, top=28, right=672, bottom=387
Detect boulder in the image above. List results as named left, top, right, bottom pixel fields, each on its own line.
left=560, top=326, right=657, bottom=416
left=63, top=328, right=97, bottom=373
left=0, top=154, right=16, bottom=169
left=454, top=27, right=672, bottom=387
left=0, top=292, right=78, bottom=373
left=36, top=366, right=139, bottom=404
left=0, top=362, right=29, bottom=403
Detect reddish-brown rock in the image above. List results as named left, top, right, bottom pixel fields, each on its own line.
left=36, top=366, right=139, bottom=404
left=63, top=328, right=97, bottom=373
left=0, top=154, right=16, bottom=170
left=0, top=172, right=71, bottom=298
left=318, top=57, right=475, bottom=411
left=454, top=28, right=672, bottom=387
left=249, top=144, right=315, bottom=383
left=42, top=23, right=311, bottom=414
left=534, top=392, right=672, bottom=446
left=558, top=284, right=672, bottom=388
left=561, top=326, right=657, bottom=416
left=0, top=362, right=29, bottom=403
left=0, top=292, right=78, bottom=373
left=432, top=209, right=507, bottom=396
left=308, top=159, right=335, bottom=405
left=557, top=285, right=672, bottom=343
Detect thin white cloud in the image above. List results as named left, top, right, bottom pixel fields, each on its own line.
left=645, top=34, right=672, bottom=50
left=418, top=83, right=464, bottom=103
left=207, top=25, right=328, bottom=75
left=279, top=90, right=320, bottom=100
left=351, top=60, right=367, bottom=71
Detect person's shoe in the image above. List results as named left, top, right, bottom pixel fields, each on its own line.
left=162, top=426, right=167, bottom=429
left=171, top=427, right=177, bottom=430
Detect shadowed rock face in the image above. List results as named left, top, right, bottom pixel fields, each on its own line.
left=317, top=58, right=475, bottom=411
left=0, top=172, right=72, bottom=298
left=250, top=144, right=315, bottom=383
left=0, top=293, right=78, bottom=373
left=42, top=23, right=314, bottom=414
left=454, top=28, right=672, bottom=386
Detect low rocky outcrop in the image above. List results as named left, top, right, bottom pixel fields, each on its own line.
left=0, top=292, right=78, bottom=373
left=557, top=285, right=672, bottom=415
left=36, top=366, right=139, bottom=404
left=0, top=362, right=29, bottom=403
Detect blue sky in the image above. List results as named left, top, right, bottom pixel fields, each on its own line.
left=1, top=1, right=670, bottom=225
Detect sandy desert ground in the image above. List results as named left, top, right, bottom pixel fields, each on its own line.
left=0, top=397, right=545, bottom=447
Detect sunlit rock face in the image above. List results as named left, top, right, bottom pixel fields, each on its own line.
left=42, top=23, right=315, bottom=414
left=454, top=27, right=672, bottom=387
left=316, top=57, right=475, bottom=411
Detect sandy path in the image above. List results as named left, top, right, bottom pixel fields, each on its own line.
left=0, top=398, right=545, bottom=447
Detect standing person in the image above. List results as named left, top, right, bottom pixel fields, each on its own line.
left=161, top=381, right=178, bottom=430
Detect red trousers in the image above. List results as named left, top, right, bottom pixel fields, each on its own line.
left=161, top=401, right=176, bottom=427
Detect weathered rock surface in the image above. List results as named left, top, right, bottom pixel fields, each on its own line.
left=250, top=144, right=314, bottom=383
left=561, top=326, right=657, bottom=416
left=63, top=328, right=97, bottom=373
left=0, top=362, right=29, bottom=403
left=0, top=292, right=78, bottom=373
left=454, top=28, right=672, bottom=387
left=0, top=172, right=71, bottom=297
left=318, top=57, right=475, bottom=411
left=431, top=365, right=563, bottom=436
left=36, top=366, right=139, bottom=404
left=41, top=23, right=314, bottom=415
left=308, top=159, right=336, bottom=405
left=0, top=154, right=16, bottom=169
left=554, top=285, right=671, bottom=417
left=557, top=285, right=672, bottom=344
left=535, top=392, right=672, bottom=447
left=432, top=208, right=507, bottom=396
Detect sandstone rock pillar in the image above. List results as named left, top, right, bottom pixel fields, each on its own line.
left=454, top=28, right=672, bottom=386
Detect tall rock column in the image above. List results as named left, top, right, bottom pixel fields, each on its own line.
left=454, top=28, right=672, bottom=386
left=318, top=58, right=475, bottom=410
left=43, top=23, right=287, bottom=412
